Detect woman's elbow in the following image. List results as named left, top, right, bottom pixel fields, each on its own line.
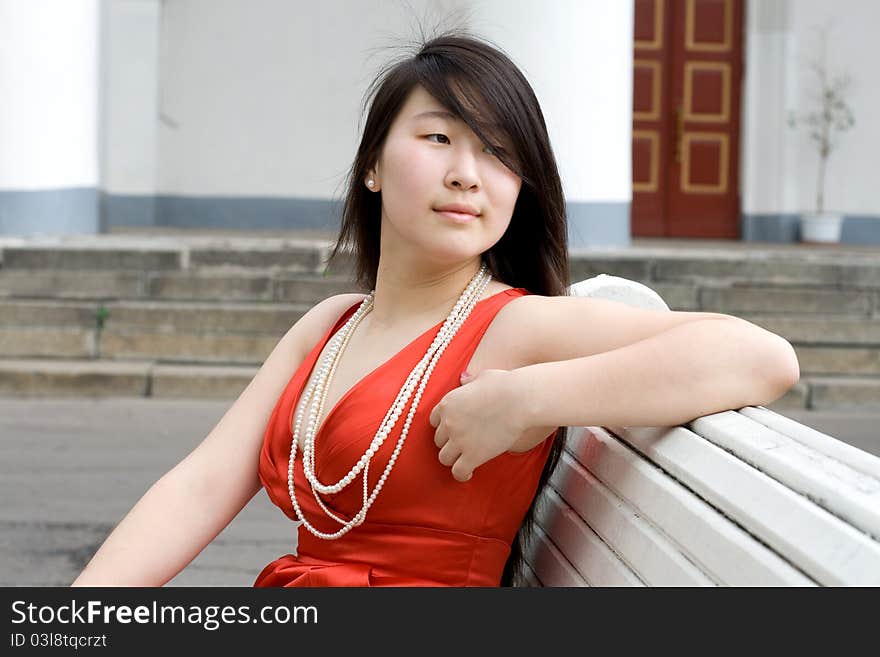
left=772, top=337, right=801, bottom=394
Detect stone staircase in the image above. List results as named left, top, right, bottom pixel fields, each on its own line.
left=1, top=235, right=878, bottom=411
left=0, top=236, right=358, bottom=399
left=569, top=246, right=880, bottom=411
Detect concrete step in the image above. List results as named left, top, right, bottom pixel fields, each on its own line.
left=0, top=327, right=94, bottom=359
left=794, top=346, right=880, bottom=376
left=99, top=330, right=279, bottom=364
left=0, top=358, right=873, bottom=411
left=0, top=327, right=284, bottom=365
left=149, top=271, right=359, bottom=303
left=698, top=285, right=876, bottom=316
left=617, top=281, right=879, bottom=316
left=0, top=359, right=256, bottom=399
left=808, top=376, right=880, bottom=410
left=0, top=300, right=307, bottom=363
left=0, top=269, right=145, bottom=300
left=769, top=377, right=880, bottom=411
left=0, top=242, right=356, bottom=275
left=0, top=269, right=359, bottom=303
left=0, top=326, right=277, bottom=364
left=740, top=315, right=880, bottom=346
left=101, top=300, right=307, bottom=333
left=571, top=250, right=880, bottom=288
left=3, top=238, right=877, bottom=283
left=0, top=299, right=307, bottom=332
left=1, top=246, right=182, bottom=270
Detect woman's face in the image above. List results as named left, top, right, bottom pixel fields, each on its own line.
left=368, top=85, right=522, bottom=266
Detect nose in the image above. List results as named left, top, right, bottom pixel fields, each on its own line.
left=444, top=150, right=480, bottom=191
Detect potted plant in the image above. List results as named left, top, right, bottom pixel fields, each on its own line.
left=787, top=24, right=855, bottom=244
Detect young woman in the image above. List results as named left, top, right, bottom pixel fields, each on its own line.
left=72, top=32, right=799, bottom=588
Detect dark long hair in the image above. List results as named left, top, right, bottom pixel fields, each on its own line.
left=325, top=30, right=570, bottom=587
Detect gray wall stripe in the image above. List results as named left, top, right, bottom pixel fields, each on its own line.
left=2, top=189, right=878, bottom=246
left=0, top=188, right=100, bottom=235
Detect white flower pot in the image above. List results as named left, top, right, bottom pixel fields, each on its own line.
left=800, top=212, right=844, bottom=243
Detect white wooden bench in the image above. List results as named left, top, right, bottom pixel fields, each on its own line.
left=518, top=275, right=880, bottom=586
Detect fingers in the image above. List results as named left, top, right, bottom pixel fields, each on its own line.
left=451, top=460, right=473, bottom=483
left=433, top=422, right=447, bottom=450
left=437, top=437, right=460, bottom=467
left=433, top=410, right=475, bottom=482
left=429, top=399, right=445, bottom=429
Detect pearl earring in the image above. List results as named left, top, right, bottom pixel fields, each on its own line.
left=367, top=179, right=375, bottom=188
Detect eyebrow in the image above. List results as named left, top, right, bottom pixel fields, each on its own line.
left=410, top=110, right=463, bottom=123
left=410, top=109, right=512, bottom=150
left=411, top=110, right=504, bottom=133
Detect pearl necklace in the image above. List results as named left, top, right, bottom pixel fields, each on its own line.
left=287, top=265, right=492, bottom=540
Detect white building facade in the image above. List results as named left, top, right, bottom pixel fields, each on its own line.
left=0, top=0, right=876, bottom=246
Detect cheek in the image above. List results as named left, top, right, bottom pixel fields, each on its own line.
left=383, top=140, right=433, bottom=192
left=489, top=173, right=522, bottom=216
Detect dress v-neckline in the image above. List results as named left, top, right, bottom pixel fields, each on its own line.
left=290, top=287, right=522, bottom=446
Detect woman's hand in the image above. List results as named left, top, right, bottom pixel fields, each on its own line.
left=428, top=368, right=554, bottom=482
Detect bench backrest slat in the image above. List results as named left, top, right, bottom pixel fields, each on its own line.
left=619, top=423, right=880, bottom=585
left=523, top=525, right=592, bottom=587
left=549, top=451, right=715, bottom=585
left=535, top=487, right=646, bottom=586
left=691, top=411, right=880, bottom=542
left=741, top=405, right=880, bottom=482
left=564, top=427, right=815, bottom=586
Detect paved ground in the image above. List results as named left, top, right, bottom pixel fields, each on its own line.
left=0, top=396, right=877, bottom=587
left=0, top=398, right=291, bottom=587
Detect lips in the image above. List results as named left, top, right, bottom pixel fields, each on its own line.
left=434, top=203, right=480, bottom=216
left=434, top=209, right=479, bottom=223
left=434, top=202, right=480, bottom=225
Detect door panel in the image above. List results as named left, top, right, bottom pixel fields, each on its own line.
left=632, top=0, right=670, bottom=236
left=632, top=0, right=743, bottom=239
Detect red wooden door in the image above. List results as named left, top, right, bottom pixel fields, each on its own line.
left=632, top=0, right=743, bottom=239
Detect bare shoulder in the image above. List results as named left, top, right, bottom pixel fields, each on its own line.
left=483, top=293, right=547, bottom=370
left=306, top=292, right=370, bottom=322
left=291, top=292, right=370, bottom=357
left=491, top=292, right=731, bottom=367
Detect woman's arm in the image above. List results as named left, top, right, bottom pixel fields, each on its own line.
left=70, top=321, right=304, bottom=587
left=71, top=293, right=366, bottom=586
left=507, top=317, right=800, bottom=451
left=71, top=458, right=262, bottom=587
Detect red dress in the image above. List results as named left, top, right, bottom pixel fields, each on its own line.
left=254, top=287, right=555, bottom=587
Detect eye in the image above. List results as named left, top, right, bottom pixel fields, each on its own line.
left=426, top=133, right=499, bottom=157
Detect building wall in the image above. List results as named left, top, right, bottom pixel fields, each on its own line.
left=741, top=0, right=879, bottom=243
left=0, top=0, right=633, bottom=246
left=22, top=1, right=880, bottom=246
left=143, top=0, right=632, bottom=245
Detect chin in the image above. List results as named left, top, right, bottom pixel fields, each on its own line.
left=432, top=245, right=491, bottom=265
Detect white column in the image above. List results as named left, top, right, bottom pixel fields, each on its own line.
left=742, top=0, right=796, bottom=219
left=467, top=0, right=634, bottom=247
left=0, top=0, right=100, bottom=234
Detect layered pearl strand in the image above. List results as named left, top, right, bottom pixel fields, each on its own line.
left=287, top=264, right=492, bottom=540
